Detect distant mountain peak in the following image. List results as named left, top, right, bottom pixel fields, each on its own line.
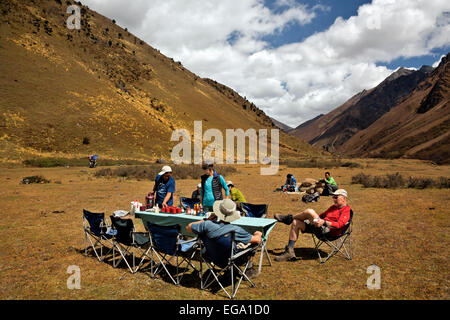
left=419, top=65, right=434, bottom=73
left=384, top=67, right=416, bottom=83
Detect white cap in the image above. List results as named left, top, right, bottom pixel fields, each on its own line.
left=331, top=189, right=348, bottom=198
left=226, top=180, right=233, bottom=186
left=158, top=165, right=172, bottom=176
left=197, top=183, right=201, bottom=188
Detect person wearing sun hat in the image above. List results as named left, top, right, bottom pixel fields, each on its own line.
left=152, top=165, right=175, bottom=208
left=186, top=198, right=262, bottom=278
left=273, top=189, right=351, bottom=261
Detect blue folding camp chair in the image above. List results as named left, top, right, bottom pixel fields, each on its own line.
left=140, top=222, right=199, bottom=285
left=180, top=197, right=201, bottom=210
left=240, top=203, right=268, bottom=218
left=240, top=202, right=272, bottom=270
left=312, top=210, right=353, bottom=263
left=109, top=216, right=151, bottom=274
left=83, top=209, right=114, bottom=262
left=199, top=231, right=258, bottom=299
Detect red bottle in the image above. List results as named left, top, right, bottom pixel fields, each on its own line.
left=146, top=192, right=154, bottom=209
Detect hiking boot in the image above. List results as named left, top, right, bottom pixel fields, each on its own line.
left=275, top=246, right=296, bottom=262
left=274, top=213, right=293, bottom=225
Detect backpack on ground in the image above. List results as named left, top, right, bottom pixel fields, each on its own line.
left=302, top=191, right=320, bottom=203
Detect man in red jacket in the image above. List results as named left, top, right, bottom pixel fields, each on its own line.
left=274, top=189, right=351, bottom=261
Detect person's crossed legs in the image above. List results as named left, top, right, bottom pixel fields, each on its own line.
left=274, top=209, right=320, bottom=261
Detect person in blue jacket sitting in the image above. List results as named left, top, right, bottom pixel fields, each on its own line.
left=88, top=154, right=98, bottom=168
left=281, top=173, right=297, bottom=192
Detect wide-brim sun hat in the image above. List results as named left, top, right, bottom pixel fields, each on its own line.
left=158, top=165, right=172, bottom=176
left=331, top=189, right=348, bottom=198
left=213, top=199, right=241, bottom=223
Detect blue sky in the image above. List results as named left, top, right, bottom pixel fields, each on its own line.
left=83, top=0, right=450, bottom=127
left=263, top=0, right=448, bottom=70
left=262, top=0, right=371, bottom=44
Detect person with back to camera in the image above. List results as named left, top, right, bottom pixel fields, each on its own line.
left=273, top=189, right=351, bottom=261
left=186, top=198, right=262, bottom=278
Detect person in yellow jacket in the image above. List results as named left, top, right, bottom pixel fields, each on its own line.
left=227, top=181, right=246, bottom=205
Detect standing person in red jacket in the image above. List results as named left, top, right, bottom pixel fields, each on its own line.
left=273, top=189, right=351, bottom=261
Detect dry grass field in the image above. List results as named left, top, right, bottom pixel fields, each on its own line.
left=0, top=159, right=448, bottom=300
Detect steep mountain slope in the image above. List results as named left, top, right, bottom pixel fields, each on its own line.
left=291, top=66, right=433, bottom=152
left=270, top=117, right=293, bottom=133
left=341, top=53, right=450, bottom=164
left=0, top=0, right=323, bottom=163
left=289, top=89, right=371, bottom=149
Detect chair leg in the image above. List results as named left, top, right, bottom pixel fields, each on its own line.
left=86, top=234, right=103, bottom=262
left=134, top=246, right=152, bottom=273
left=312, top=235, right=324, bottom=263
left=84, top=231, right=87, bottom=256
left=112, top=243, right=134, bottom=273
left=150, top=249, right=178, bottom=285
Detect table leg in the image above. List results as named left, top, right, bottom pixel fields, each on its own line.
left=258, top=242, right=265, bottom=273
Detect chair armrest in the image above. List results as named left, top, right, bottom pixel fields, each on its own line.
left=231, top=244, right=258, bottom=260
left=178, top=237, right=199, bottom=245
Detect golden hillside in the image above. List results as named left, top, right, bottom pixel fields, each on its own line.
left=0, top=0, right=324, bottom=164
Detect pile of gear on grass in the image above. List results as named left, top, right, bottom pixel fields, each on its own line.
left=298, top=178, right=323, bottom=203
left=277, top=172, right=339, bottom=203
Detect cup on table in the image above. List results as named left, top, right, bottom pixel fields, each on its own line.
left=139, top=205, right=146, bottom=211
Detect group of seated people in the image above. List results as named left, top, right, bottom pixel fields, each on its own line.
left=149, top=163, right=351, bottom=278
left=281, top=171, right=339, bottom=196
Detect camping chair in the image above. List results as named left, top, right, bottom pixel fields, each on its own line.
left=83, top=209, right=114, bottom=262
left=199, top=231, right=258, bottom=299
left=312, top=210, right=353, bottom=263
left=180, top=197, right=201, bottom=210
left=141, top=222, right=199, bottom=285
left=109, top=216, right=151, bottom=273
left=240, top=203, right=268, bottom=218
left=240, top=202, right=272, bottom=270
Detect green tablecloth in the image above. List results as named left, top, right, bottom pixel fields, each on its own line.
left=135, top=210, right=277, bottom=238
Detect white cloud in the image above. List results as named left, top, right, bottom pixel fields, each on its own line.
left=82, top=0, right=450, bottom=127
left=432, top=54, right=446, bottom=67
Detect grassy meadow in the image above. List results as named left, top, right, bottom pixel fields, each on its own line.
left=0, top=158, right=448, bottom=300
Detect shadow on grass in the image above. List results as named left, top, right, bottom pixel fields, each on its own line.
left=78, top=247, right=254, bottom=297
left=269, top=247, right=327, bottom=261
